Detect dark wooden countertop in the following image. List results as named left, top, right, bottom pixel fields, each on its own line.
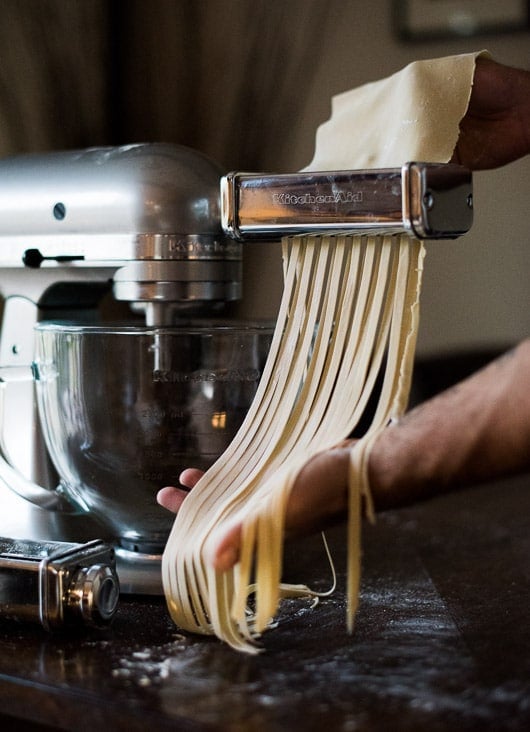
left=1, top=472, right=529, bottom=732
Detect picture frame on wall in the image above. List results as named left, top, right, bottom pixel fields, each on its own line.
left=395, top=0, right=530, bottom=41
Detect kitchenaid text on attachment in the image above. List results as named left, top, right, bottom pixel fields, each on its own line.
left=221, top=163, right=473, bottom=241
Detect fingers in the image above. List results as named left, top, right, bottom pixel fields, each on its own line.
left=208, top=522, right=242, bottom=572
left=156, top=485, right=188, bottom=513
left=157, top=468, right=205, bottom=513
left=179, top=468, right=204, bottom=490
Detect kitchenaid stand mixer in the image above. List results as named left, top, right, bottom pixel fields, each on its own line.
left=0, top=143, right=473, bottom=593
left=0, top=143, right=244, bottom=592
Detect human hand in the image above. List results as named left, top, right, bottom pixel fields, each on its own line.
left=452, top=57, right=530, bottom=170
left=157, top=446, right=352, bottom=571
left=157, top=468, right=203, bottom=513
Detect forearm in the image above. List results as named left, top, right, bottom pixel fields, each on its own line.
left=370, top=339, right=530, bottom=509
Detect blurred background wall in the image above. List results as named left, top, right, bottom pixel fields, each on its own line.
left=0, top=0, right=528, bottom=356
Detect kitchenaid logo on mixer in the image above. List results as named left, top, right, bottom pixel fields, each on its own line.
left=153, top=368, right=261, bottom=383
left=272, top=189, right=363, bottom=206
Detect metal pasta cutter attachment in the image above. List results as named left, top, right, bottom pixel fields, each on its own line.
left=221, top=162, right=473, bottom=241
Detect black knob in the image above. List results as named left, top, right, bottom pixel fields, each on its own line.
left=23, top=248, right=84, bottom=268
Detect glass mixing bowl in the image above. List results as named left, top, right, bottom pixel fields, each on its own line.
left=33, top=322, right=273, bottom=553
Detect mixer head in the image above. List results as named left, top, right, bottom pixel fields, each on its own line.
left=0, top=143, right=241, bottom=326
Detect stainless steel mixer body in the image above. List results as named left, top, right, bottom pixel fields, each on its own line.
left=0, top=143, right=246, bottom=591
left=0, top=143, right=473, bottom=591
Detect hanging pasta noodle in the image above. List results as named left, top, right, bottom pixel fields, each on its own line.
left=162, top=51, right=484, bottom=652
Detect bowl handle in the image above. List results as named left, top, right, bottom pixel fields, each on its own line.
left=0, top=368, right=79, bottom=513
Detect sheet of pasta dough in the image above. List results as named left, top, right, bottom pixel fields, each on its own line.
left=162, top=51, right=484, bottom=653
left=305, top=50, right=487, bottom=170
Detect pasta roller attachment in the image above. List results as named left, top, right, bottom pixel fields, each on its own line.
left=221, top=162, right=473, bottom=241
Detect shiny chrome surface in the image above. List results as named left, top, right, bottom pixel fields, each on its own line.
left=0, top=143, right=223, bottom=249
left=0, top=143, right=242, bottom=316
left=0, top=537, right=119, bottom=629
left=221, top=162, right=473, bottom=240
